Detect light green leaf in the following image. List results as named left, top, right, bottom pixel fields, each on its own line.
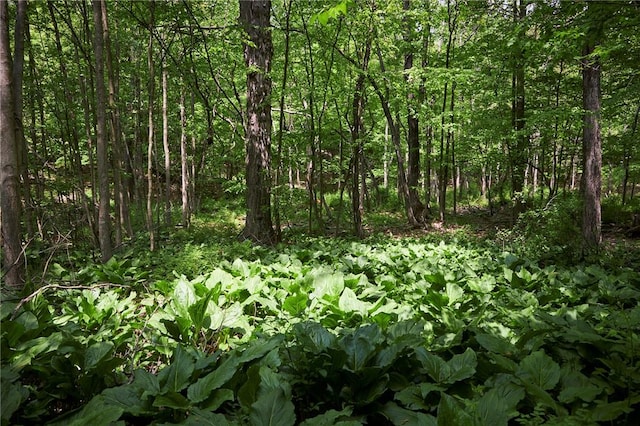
left=311, top=271, right=344, bottom=301
left=283, top=292, right=308, bottom=316
left=339, top=287, right=369, bottom=315
left=173, top=277, right=197, bottom=318
left=446, top=283, right=464, bottom=305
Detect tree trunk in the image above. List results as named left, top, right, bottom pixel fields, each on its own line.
left=510, top=0, right=527, bottom=217
left=404, top=0, right=423, bottom=223
left=162, top=64, right=171, bottom=226
left=239, top=0, right=275, bottom=245
left=581, top=33, right=602, bottom=254
left=180, top=79, right=190, bottom=227
left=92, top=0, right=112, bottom=263
left=146, top=2, right=156, bottom=251
left=1, top=0, right=24, bottom=288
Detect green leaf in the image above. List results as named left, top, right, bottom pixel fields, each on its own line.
left=474, top=334, right=516, bottom=356
left=294, top=322, right=335, bottom=353
left=152, top=391, right=191, bottom=409
left=282, top=292, right=308, bottom=316
left=201, top=389, right=234, bottom=411
left=558, top=370, right=601, bottom=403
left=517, top=350, right=561, bottom=390
left=182, top=409, right=232, bottom=425
left=1, top=379, right=28, bottom=422
left=299, top=408, right=356, bottom=426
left=339, top=287, right=369, bottom=315
left=437, top=393, right=474, bottom=426
left=445, top=283, right=464, bottom=305
left=173, top=277, right=197, bottom=318
left=590, top=395, right=640, bottom=421
left=339, top=324, right=381, bottom=371
left=187, top=355, right=241, bottom=403
left=159, top=346, right=195, bottom=393
left=311, top=271, right=344, bottom=301
left=381, top=401, right=437, bottom=426
left=475, top=383, right=524, bottom=426
left=249, top=388, right=296, bottom=426
left=49, top=395, right=123, bottom=426
left=84, top=341, right=114, bottom=370
left=416, top=348, right=476, bottom=384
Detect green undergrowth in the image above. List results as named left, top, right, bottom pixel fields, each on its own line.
left=2, top=233, right=639, bottom=425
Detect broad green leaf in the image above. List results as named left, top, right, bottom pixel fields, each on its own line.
left=447, top=348, right=477, bottom=383
left=152, top=391, right=190, bottom=409
left=339, top=324, right=381, bottom=371
left=84, top=341, right=114, bottom=370
left=282, top=292, right=308, bottom=316
left=187, top=355, right=241, bottom=403
left=294, top=322, right=335, bottom=353
left=475, top=383, right=524, bottom=426
left=339, top=287, right=369, bottom=315
left=0, top=379, right=28, bottom=422
left=437, top=393, right=474, bottom=426
left=159, top=346, right=195, bottom=393
left=446, top=283, right=464, bottom=305
left=311, top=271, right=344, bottom=301
left=49, top=395, right=123, bottom=426
left=381, top=401, right=437, bottom=426
left=182, top=409, right=232, bottom=425
left=468, top=275, right=496, bottom=293
left=474, top=333, right=516, bottom=356
left=517, top=350, right=561, bottom=390
left=590, top=395, right=640, bottom=421
left=173, top=277, right=197, bottom=318
left=558, top=370, right=601, bottom=403
left=249, top=388, right=296, bottom=426
left=238, top=364, right=261, bottom=409
left=206, top=269, right=233, bottom=289
left=102, top=384, right=147, bottom=415
left=299, top=408, right=355, bottom=426
left=201, top=388, right=234, bottom=411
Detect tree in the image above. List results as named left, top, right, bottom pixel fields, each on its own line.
left=92, top=0, right=113, bottom=263
left=580, top=3, right=603, bottom=254
left=1, top=0, right=24, bottom=288
left=239, top=0, right=276, bottom=244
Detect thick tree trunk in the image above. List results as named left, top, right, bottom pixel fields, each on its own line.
left=404, top=0, right=423, bottom=224
left=581, top=40, right=602, bottom=254
left=239, top=0, right=275, bottom=245
left=1, top=1, right=24, bottom=288
left=92, top=0, right=112, bottom=263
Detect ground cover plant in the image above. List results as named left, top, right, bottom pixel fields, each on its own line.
left=2, top=211, right=639, bottom=425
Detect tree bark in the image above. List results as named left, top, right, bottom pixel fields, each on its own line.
left=180, top=79, right=190, bottom=227
left=581, top=33, right=602, bottom=254
left=162, top=64, right=171, bottom=226
left=510, top=0, right=527, bottom=217
left=1, top=0, right=24, bottom=288
left=404, top=0, right=423, bottom=223
left=92, top=0, right=112, bottom=263
left=239, top=0, right=275, bottom=245
left=146, top=2, right=156, bottom=251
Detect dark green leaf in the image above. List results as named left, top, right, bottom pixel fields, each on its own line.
left=249, top=388, right=296, bottom=426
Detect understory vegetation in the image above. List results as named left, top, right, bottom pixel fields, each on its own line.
left=2, top=197, right=639, bottom=425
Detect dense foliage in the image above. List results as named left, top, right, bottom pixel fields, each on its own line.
left=2, top=209, right=639, bottom=424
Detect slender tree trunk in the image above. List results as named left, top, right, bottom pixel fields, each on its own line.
left=1, top=1, right=24, bottom=288
left=510, top=0, right=527, bottom=217
left=102, top=0, right=131, bottom=241
left=92, top=0, right=112, bottom=262
left=146, top=2, right=156, bottom=251
left=180, top=79, right=190, bottom=227
left=239, top=0, right=275, bottom=244
left=622, top=104, right=639, bottom=205
left=162, top=64, right=171, bottom=226
left=13, top=0, right=32, bottom=239
left=274, top=0, right=293, bottom=240
left=581, top=31, right=602, bottom=254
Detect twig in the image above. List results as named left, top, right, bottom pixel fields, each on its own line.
left=11, top=282, right=129, bottom=320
